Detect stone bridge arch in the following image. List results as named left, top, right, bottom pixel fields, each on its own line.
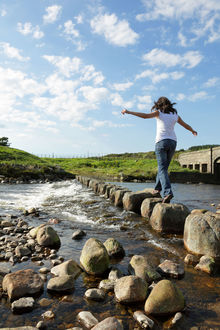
left=214, top=156, right=220, bottom=179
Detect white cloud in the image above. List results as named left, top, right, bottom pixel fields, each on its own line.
left=203, top=77, right=219, bottom=88
left=60, top=20, right=86, bottom=51
left=110, top=93, right=134, bottom=108
left=176, top=93, right=186, bottom=101
left=135, top=69, right=184, bottom=84
left=43, top=55, right=82, bottom=77
left=0, top=42, right=30, bottom=61
left=142, top=49, right=203, bottom=69
left=137, top=95, right=153, bottom=110
left=90, top=13, right=139, bottom=46
left=113, top=82, right=133, bottom=91
left=17, top=22, right=44, bottom=39
left=75, top=15, right=83, bottom=24
left=77, top=86, right=108, bottom=103
left=43, top=55, right=104, bottom=84
left=43, top=5, right=62, bottom=24
left=1, top=9, right=6, bottom=17
left=64, top=20, right=79, bottom=38
left=189, top=91, right=208, bottom=102
left=137, top=0, right=220, bottom=44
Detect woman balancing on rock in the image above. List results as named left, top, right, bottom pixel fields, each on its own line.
left=121, top=96, right=197, bottom=203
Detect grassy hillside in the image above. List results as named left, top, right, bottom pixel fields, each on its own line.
left=0, top=146, right=73, bottom=181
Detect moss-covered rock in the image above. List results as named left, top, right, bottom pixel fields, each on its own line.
left=144, top=279, right=185, bottom=315
left=80, top=238, right=109, bottom=275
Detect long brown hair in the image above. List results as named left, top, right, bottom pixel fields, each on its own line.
left=151, top=96, right=177, bottom=114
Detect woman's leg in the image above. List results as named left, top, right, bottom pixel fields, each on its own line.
left=155, top=139, right=176, bottom=198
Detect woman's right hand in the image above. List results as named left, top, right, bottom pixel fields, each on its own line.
left=121, top=109, right=128, bottom=115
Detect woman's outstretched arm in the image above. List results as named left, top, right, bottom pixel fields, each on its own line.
left=121, top=109, right=159, bottom=119
left=177, top=116, right=197, bottom=136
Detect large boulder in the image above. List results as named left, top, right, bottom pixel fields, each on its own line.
left=150, top=203, right=190, bottom=234
left=80, top=238, right=109, bottom=275
left=141, top=198, right=163, bottom=219
left=2, top=269, right=44, bottom=301
left=123, top=189, right=158, bottom=214
left=104, top=238, right=125, bottom=258
left=36, top=225, right=61, bottom=248
left=184, top=212, right=220, bottom=259
left=144, top=279, right=185, bottom=316
left=129, top=255, right=161, bottom=283
left=114, top=189, right=130, bottom=207
left=114, top=275, right=148, bottom=303
left=51, top=259, right=82, bottom=278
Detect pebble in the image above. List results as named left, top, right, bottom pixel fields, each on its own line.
left=133, top=310, right=154, bottom=329
left=36, top=320, right=47, bottom=329
left=39, top=267, right=50, bottom=274
left=84, top=288, right=105, bottom=301
left=98, top=279, right=115, bottom=292
left=77, top=311, right=99, bottom=329
left=42, top=310, right=55, bottom=320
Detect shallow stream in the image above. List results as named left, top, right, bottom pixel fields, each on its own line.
left=0, top=180, right=219, bottom=329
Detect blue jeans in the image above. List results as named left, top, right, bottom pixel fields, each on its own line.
left=155, top=139, right=177, bottom=198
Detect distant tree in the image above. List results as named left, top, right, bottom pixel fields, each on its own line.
left=0, top=137, right=11, bottom=147
left=188, top=145, right=220, bottom=151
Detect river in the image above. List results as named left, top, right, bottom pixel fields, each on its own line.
left=0, top=180, right=219, bottom=329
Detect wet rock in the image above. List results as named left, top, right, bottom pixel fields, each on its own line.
left=80, top=238, right=109, bottom=275
left=123, top=190, right=155, bottom=214
left=150, top=203, right=190, bottom=234
left=195, top=255, right=216, bottom=274
left=98, top=279, right=115, bottom=292
left=77, top=311, right=98, bottom=328
left=92, top=316, right=123, bottom=330
left=104, top=185, right=115, bottom=198
left=0, top=265, right=11, bottom=276
left=15, top=246, right=31, bottom=258
left=51, top=259, right=81, bottom=277
left=157, top=260, right=185, bottom=279
left=0, top=327, right=37, bottom=330
left=114, top=275, right=148, bottom=303
left=29, top=224, right=45, bottom=238
left=36, top=225, right=61, bottom=248
left=114, top=189, right=129, bottom=207
left=36, top=321, right=47, bottom=329
left=51, top=259, right=62, bottom=266
left=38, top=298, right=53, bottom=307
left=42, top=310, right=55, bottom=319
left=39, top=267, right=50, bottom=274
left=171, top=312, right=183, bottom=326
left=108, top=267, right=123, bottom=281
left=1, top=220, right=14, bottom=227
left=2, top=269, right=44, bottom=300
left=129, top=255, right=161, bottom=283
left=98, top=183, right=107, bottom=195
left=72, top=230, right=86, bottom=240
left=84, top=288, right=105, bottom=301
left=144, top=279, right=185, bottom=316
left=141, top=197, right=163, bottom=219
left=191, top=209, right=208, bottom=214
left=184, top=254, right=199, bottom=266
left=133, top=310, right=154, bottom=329
left=11, top=296, right=35, bottom=313
left=47, top=274, right=75, bottom=292
left=104, top=237, right=125, bottom=258
left=184, top=212, right=220, bottom=258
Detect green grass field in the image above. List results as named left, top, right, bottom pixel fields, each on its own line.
left=0, top=146, right=194, bottom=180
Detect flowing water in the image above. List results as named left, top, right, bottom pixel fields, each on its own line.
left=0, top=180, right=219, bottom=329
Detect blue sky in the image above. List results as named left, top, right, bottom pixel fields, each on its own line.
left=0, top=0, right=219, bottom=156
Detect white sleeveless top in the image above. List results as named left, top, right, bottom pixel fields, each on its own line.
left=155, top=111, right=178, bottom=143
